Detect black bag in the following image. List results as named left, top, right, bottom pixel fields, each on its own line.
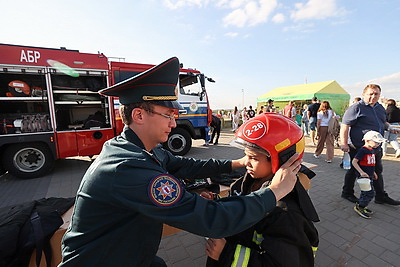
left=0, top=197, right=74, bottom=267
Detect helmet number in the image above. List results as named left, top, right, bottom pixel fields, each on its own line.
left=243, top=120, right=266, bottom=140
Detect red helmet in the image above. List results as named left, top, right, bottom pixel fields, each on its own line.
left=231, top=113, right=305, bottom=173
left=8, top=80, right=31, bottom=96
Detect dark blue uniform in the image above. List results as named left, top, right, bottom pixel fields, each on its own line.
left=60, top=126, right=277, bottom=266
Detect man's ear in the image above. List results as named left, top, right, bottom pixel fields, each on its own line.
left=132, top=108, right=145, bottom=124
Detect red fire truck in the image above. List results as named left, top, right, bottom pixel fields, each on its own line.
left=0, top=43, right=213, bottom=178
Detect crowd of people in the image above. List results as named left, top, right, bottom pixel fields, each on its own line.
left=225, top=94, right=399, bottom=168
left=225, top=91, right=400, bottom=221
left=57, top=55, right=400, bottom=266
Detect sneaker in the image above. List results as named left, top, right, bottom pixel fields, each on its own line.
left=354, top=204, right=371, bottom=219
left=325, top=160, right=332, bottom=163
left=395, top=149, right=400, bottom=158
left=364, top=207, right=373, bottom=215
left=313, top=154, right=320, bottom=159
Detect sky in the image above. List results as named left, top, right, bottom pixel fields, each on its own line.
left=1, top=0, right=399, bottom=109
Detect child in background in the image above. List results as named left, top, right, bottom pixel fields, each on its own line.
left=205, top=113, right=319, bottom=267
left=352, top=130, right=385, bottom=219
left=295, top=109, right=302, bottom=127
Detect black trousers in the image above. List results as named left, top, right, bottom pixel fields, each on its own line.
left=342, top=146, right=385, bottom=199
left=210, top=125, right=221, bottom=143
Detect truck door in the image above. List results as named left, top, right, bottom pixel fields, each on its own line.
left=49, top=70, right=114, bottom=158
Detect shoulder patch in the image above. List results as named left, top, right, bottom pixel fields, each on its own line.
left=148, top=174, right=183, bottom=207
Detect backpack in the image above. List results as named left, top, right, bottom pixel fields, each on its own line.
left=328, top=114, right=340, bottom=137
left=0, top=197, right=74, bottom=267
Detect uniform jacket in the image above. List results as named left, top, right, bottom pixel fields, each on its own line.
left=60, top=126, right=278, bottom=266
left=207, top=172, right=319, bottom=267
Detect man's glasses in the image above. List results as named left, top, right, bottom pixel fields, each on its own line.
left=149, top=110, right=177, bottom=121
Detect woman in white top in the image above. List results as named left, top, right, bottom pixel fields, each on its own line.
left=314, top=101, right=336, bottom=162
left=231, top=106, right=240, bottom=132
left=241, top=107, right=249, bottom=123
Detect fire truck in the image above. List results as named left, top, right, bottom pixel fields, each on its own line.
left=0, top=43, right=213, bottom=178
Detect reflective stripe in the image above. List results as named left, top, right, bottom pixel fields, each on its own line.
left=312, top=246, right=318, bottom=257
left=231, top=245, right=251, bottom=267
left=252, top=230, right=264, bottom=245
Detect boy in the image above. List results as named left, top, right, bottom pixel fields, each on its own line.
left=205, top=113, right=319, bottom=267
left=352, top=130, right=385, bottom=219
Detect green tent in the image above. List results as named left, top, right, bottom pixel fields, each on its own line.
left=257, top=80, right=350, bottom=116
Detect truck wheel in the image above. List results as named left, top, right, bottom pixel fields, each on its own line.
left=3, top=143, right=55, bottom=179
left=164, top=128, right=192, bottom=156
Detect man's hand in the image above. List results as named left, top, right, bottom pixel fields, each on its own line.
left=267, top=153, right=302, bottom=201
left=199, top=191, right=215, bottom=200
left=341, top=144, right=350, bottom=152
left=205, top=238, right=226, bottom=260
left=231, top=155, right=247, bottom=169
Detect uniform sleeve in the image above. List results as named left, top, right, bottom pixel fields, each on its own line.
left=111, top=165, right=276, bottom=238
left=163, top=151, right=232, bottom=180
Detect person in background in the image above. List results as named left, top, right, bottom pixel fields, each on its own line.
left=313, top=101, right=336, bottom=163
left=340, top=97, right=361, bottom=168
left=205, top=113, right=319, bottom=267
left=302, top=104, right=310, bottom=136
left=382, top=99, right=400, bottom=158
left=247, top=105, right=256, bottom=118
left=210, top=115, right=221, bottom=145
left=265, top=99, right=276, bottom=113
left=241, top=107, right=249, bottom=124
left=307, top=97, right=321, bottom=146
left=258, top=106, right=264, bottom=114
left=340, top=84, right=400, bottom=205
left=295, top=109, right=302, bottom=127
left=231, top=106, right=240, bottom=132
left=283, top=100, right=296, bottom=120
left=352, top=131, right=384, bottom=219
left=59, top=57, right=302, bottom=267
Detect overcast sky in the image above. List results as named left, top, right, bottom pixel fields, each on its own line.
left=2, top=0, right=399, bottom=109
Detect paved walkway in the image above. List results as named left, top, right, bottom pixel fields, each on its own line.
left=1, top=129, right=400, bottom=266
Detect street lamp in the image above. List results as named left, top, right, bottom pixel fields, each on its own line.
left=242, top=89, right=244, bottom=108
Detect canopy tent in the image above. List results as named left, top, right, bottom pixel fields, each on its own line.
left=257, top=80, right=350, bottom=116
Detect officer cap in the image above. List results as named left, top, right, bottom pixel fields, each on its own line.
left=99, top=57, right=182, bottom=109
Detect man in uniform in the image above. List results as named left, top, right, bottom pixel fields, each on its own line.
left=59, top=57, right=302, bottom=267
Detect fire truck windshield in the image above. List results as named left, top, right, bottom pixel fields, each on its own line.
left=179, top=74, right=201, bottom=96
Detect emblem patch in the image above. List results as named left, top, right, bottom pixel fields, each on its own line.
left=148, top=174, right=183, bottom=206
